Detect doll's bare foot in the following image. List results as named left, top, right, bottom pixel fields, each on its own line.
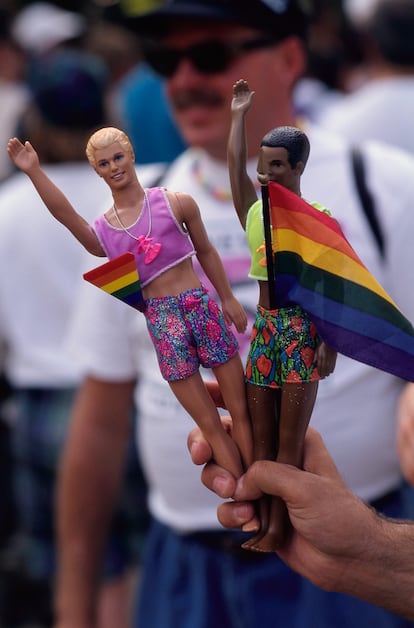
left=241, top=530, right=267, bottom=551
left=242, top=528, right=287, bottom=552
left=241, top=494, right=270, bottom=550
left=241, top=522, right=288, bottom=552
left=242, top=497, right=290, bottom=552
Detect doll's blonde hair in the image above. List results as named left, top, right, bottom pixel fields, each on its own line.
left=86, top=127, right=134, bottom=168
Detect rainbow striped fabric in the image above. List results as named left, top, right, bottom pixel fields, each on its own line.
left=83, top=252, right=145, bottom=312
left=267, top=181, right=414, bottom=381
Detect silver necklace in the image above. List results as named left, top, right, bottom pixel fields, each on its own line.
left=112, top=190, right=151, bottom=241
left=112, top=190, right=163, bottom=263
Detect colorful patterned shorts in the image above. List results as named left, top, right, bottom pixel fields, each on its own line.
left=144, top=287, right=239, bottom=381
left=245, top=304, right=320, bottom=388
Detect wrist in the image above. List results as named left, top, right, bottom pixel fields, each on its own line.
left=336, top=512, right=414, bottom=616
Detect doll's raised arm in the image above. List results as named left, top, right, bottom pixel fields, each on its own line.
left=7, top=138, right=105, bottom=257
left=174, top=192, right=247, bottom=333
left=227, top=79, right=258, bottom=230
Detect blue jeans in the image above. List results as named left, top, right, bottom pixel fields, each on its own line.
left=135, top=485, right=414, bottom=628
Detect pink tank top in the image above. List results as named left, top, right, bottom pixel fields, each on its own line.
left=93, top=187, right=195, bottom=287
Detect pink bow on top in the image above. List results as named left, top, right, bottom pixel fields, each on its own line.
left=136, top=235, right=162, bottom=264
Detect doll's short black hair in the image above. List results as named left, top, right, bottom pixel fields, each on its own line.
left=260, top=126, right=310, bottom=169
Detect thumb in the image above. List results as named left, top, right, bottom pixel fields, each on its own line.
left=234, top=460, right=305, bottom=503
left=234, top=428, right=345, bottom=503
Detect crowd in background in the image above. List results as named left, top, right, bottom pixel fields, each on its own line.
left=1, top=0, right=414, bottom=626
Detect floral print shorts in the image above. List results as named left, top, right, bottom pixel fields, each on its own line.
left=144, top=286, right=238, bottom=382
left=245, top=304, right=320, bottom=388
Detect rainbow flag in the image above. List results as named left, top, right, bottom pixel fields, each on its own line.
left=83, top=252, right=145, bottom=312
left=267, top=181, right=414, bottom=381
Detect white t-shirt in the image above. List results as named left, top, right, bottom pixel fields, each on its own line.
left=68, top=127, right=414, bottom=531
left=320, top=76, right=414, bottom=155
left=0, top=164, right=111, bottom=387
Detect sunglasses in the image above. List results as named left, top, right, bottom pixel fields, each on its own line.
left=142, top=37, right=278, bottom=78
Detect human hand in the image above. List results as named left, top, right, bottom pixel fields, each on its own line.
left=189, top=423, right=414, bottom=618
left=231, top=79, right=255, bottom=116
left=315, top=342, right=337, bottom=378
left=188, top=423, right=379, bottom=590
left=204, top=379, right=226, bottom=409
left=228, top=429, right=381, bottom=588
left=222, top=296, right=248, bottom=333
left=7, top=137, right=40, bottom=173
left=397, top=382, right=414, bottom=485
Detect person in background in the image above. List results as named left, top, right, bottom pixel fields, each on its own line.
left=54, top=1, right=414, bottom=627
left=321, top=0, right=414, bottom=155
left=85, top=1, right=187, bottom=164
left=114, top=62, right=187, bottom=164
left=11, top=2, right=86, bottom=57
left=293, top=0, right=364, bottom=122
left=0, top=49, right=148, bottom=628
left=0, top=7, right=29, bottom=183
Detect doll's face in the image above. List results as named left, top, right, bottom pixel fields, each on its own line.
left=257, top=145, right=302, bottom=193
left=93, top=141, right=136, bottom=190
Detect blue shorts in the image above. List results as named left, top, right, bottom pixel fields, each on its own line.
left=144, top=287, right=239, bottom=381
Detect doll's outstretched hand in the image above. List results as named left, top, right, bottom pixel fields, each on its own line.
left=221, top=296, right=248, bottom=334
left=7, top=137, right=40, bottom=174
left=231, top=79, right=255, bottom=116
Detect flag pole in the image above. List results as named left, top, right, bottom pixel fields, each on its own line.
left=261, top=182, right=276, bottom=309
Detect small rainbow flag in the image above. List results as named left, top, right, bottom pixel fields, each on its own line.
left=267, top=181, right=414, bottom=381
left=83, top=252, right=145, bottom=312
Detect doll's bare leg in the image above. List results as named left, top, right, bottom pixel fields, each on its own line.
left=242, top=383, right=281, bottom=549
left=169, top=371, right=244, bottom=478
left=248, top=381, right=319, bottom=552
left=212, top=354, right=253, bottom=468
left=277, top=381, right=318, bottom=466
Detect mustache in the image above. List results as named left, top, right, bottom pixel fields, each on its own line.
left=171, top=89, right=224, bottom=110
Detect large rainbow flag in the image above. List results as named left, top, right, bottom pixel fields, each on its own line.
left=83, top=252, right=145, bottom=312
left=267, top=181, right=414, bottom=381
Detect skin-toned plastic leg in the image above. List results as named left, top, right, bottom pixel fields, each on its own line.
left=169, top=370, right=244, bottom=478
left=213, top=355, right=253, bottom=469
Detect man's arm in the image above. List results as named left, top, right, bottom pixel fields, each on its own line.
left=188, top=425, right=414, bottom=621
left=54, top=376, right=136, bottom=628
